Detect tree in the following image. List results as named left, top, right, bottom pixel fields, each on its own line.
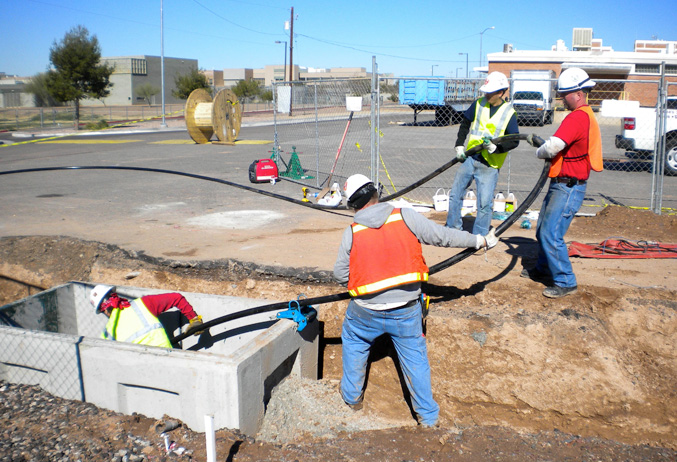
left=172, top=68, right=211, bottom=100
left=231, top=79, right=261, bottom=110
left=260, top=89, right=273, bottom=103
left=135, top=83, right=160, bottom=106
left=25, top=72, right=58, bottom=107
left=45, top=25, right=113, bottom=130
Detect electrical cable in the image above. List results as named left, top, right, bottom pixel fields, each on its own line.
left=174, top=135, right=549, bottom=341
left=1, top=134, right=547, bottom=343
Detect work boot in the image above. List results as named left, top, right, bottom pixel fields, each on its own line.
left=346, top=400, right=363, bottom=411
left=520, top=267, right=552, bottom=284
left=542, top=285, right=578, bottom=298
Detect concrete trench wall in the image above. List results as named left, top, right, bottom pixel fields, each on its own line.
left=0, top=282, right=318, bottom=435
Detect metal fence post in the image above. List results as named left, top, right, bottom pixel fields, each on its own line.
left=370, top=56, right=378, bottom=186
left=651, top=62, right=666, bottom=215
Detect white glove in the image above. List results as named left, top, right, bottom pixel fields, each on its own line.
left=475, top=229, right=498, bottom=250
left=482, top=136, right=497, bottom=154
left=455, top=146, right=466, bottom=161
left=484, top=228, right=498, bottom=249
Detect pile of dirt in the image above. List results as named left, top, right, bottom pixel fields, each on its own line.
left=1, top=206, right=676, bottom=461
left=568, top=205, right=677, bottom=242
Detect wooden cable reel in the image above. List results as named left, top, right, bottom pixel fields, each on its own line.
left=185, top=88, right=242, bottom=144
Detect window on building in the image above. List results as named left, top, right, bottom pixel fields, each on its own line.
left=666, top=65, right=677, bottom=76
left=635, top=64, right=660, bottom=74
left=130, top=59, right=148, bottom=75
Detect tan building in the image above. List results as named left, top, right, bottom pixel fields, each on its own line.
left=488, top=29, right=677, bottom=107
left=94, top=55, right=198, bottom=106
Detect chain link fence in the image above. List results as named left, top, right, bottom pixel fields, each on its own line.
left=273, top=75, right=676, bottom=216
left=0, top=104, right=186, bottom=131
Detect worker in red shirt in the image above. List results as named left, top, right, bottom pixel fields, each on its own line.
left=522, top=68, right=603, bottom=298
left=90, top=284, right=204, bottom=348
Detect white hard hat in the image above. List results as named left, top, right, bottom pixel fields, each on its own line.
left=90, top=284, right=115, bottom=312
left=558, top=68, right=595, bottom=93
left=480, top=72, right=509, bottom=93
left=343, top=174, right=372, bottom=202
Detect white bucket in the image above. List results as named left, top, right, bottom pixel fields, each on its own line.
left=432, top=188, right=449, bottom=212
left=461, top=190, right=476, bottom=216
left=493, top=192, right=506, bottom=213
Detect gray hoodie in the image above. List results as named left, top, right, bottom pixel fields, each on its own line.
left=333, top=202, right=481, bottom=307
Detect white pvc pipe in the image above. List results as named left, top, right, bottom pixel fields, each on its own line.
left=204, top=414, right=216, bottom=462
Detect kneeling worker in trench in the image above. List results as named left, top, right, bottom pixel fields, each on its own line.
left=90, top=284, right=205, bottom=348
left=333, top=174, right=498, bottom=427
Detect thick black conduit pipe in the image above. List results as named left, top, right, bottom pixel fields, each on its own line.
left=174, top=135, right=548, bottom=342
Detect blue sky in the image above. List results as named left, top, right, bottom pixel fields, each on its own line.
left=3, top=0, right=675, bottom=79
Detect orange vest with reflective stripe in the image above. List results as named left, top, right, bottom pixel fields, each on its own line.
left=348, top=209, right=429, bottom=297
left=549, top=105, right=603, bottom=177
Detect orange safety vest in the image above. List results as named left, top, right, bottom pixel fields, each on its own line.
left=347, top=209, right=429, bottom=297
left=549, top=105, right=603, bottom=177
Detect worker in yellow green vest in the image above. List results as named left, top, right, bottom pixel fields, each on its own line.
left=90, top=284, right=204, bottom=348
left=445, top=71, right=520, bottom=236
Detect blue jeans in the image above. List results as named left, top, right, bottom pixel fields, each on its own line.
left=341, top=300, right=439, bottom=426
left=534, top=181, right=586, bottom=288
left=445, top=154, right=499, bottom=235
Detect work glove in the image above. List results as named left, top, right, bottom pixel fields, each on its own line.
left=189, top=315, right=205, bottom=336
left=526, top=133, right=545, bottom=147
left=483, top=228, right=498, bottom=249
left=482, top=136, right=497, bottom=154
left=455, top=146, right=466, bottom=162
left=475, top=228, right=498, bottom=250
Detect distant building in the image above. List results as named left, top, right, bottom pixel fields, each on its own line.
left=0, top=76, right=33, bottom=108
left=88, top=55, right=198, bottom=106
left=488, top=28, right=677, bottom=107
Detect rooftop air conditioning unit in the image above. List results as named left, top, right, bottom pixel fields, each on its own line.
left=572, top=28, right=593, bottom=51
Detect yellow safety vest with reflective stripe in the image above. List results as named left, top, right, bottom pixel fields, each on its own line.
left=102, top=298, right=172, bottom=348
left=348, top=209, right=429, bottom=297
left=468, top=98, right=515, bottom=169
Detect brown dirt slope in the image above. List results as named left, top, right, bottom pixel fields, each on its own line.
left=1, top=206, right=676, bottom=461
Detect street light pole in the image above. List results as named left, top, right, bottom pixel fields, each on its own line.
left=431, top=64, right=438, bottom=76
left=275, top=40, right=287, bottom=82
left=479, top=26, right=495, bottom=70
left=456, top=67, right=463, bottom=78
left=458, top=52, right=468, bottom=78
left=160, top=0, right=167, bottom=128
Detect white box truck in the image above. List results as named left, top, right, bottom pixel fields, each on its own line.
left=509, top=70, right=556, bottom=126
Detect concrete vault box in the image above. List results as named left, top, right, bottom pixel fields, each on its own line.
left=0, top=282, right=319, bottom=435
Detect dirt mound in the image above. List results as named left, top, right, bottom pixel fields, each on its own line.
left=569, top=205, right=677, bottom=242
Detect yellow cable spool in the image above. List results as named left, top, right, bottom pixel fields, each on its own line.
left=185, top=88, right=242, bottom=144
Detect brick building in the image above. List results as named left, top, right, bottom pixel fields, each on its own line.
left=488, top=29, right=677, bottom=107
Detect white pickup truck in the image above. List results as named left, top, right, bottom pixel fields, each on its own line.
left=614, top=97, right=677, bottom=176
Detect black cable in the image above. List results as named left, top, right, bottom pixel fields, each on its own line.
left=1, top=134, right=547, bottom=342
left=174, top=135, right=549, bottom=340
left=380, top=134, right=529, bottom=202
left=0, top=165, right=354, bottom=217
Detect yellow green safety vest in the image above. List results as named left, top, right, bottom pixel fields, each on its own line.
left=468, top=98, right=515, bottom=169
left=101, top=298, right=172, bottom=348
